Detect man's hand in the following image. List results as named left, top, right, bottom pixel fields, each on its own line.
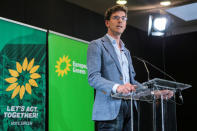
left=153, top=90, right=174, bottom=99
left=116, top=83, right=137, bottom=94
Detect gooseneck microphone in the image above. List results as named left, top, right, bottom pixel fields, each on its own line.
left=132, top=56, right=176, bottom=82
left=133, top=56, right=150, bottom=81
left=133, top=56, right=185, bottom=104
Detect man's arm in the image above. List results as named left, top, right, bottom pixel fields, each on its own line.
left=87, top=40, right=117, bottom=96
left=87, top=40, right=139, bottom=95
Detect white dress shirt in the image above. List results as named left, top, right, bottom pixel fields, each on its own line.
left=106, top=34, right=130, bottom=93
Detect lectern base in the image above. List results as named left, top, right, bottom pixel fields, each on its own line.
left=137, top=96, right=177, bottom=131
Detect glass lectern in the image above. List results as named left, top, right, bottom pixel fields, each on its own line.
left=111, top=78, right=192, bottom=131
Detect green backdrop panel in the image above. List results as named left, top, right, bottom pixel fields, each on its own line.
left=49, top=32, right=94, bottom=131
left=0, top=17, right=46, bottom=131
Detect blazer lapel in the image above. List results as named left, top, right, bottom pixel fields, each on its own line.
left=124, top=50, right=132, bottom=67
left=124, top=50, right=135, bottom=82
left=101, top=35, right=122, bottom=74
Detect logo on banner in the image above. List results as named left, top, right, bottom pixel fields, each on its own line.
left=55, top=55, right=72, bottom=77
left=55, top=55, right=87, bottom=77
left=5, top=57, right=41, bottom=99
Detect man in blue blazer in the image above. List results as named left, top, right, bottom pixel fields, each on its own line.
left=87, top=5, right=142, bottom=131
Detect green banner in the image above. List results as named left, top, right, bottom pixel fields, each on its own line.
left=0, top=17, right=46, bottom=131
left=49, top=31, right=94, bottom=131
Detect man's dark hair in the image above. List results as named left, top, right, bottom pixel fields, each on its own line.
left=104, top=5, right=128, bottom=20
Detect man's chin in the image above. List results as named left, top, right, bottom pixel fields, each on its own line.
left=114, top=31, right=122, bottom=36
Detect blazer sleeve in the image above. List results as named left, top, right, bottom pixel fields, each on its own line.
left=87, top=40, right=116, bottom=96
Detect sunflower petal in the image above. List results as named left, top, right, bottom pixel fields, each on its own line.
left=66, top=66, right=70, bottom=71
left=6, top=83, right=18, bottom=91
left=55, top=69, right=60, bottom=72
left=30, top=73, right=41, bottom=79
left=22, top=57, right=28, bottom=71
left=29, top=79, right=38, bottom=87
left=64, top=69, right=68, bottom=74
left=5, top=77, right=18, bottom=83
left=16, top=62, right=22, bottom=73
left=63, top=56, right=66, bottom=61
left=25, top=83, right=32, bottom=94
left=55, top=65, right=59, bottom=68
left=30, top=65, right=40, bottom=73
left=60, top=57, right=63, bottom=62
left=19, top=85, right=25, bottom=99
left=57, top=61, right=60, bottom=65
left=67, top=59, right=71, bottom=63
left=27, top=58, right=34, bottom=71
left=11, top=85, right=20, bottom=99
left=9, top=69, right=19, bottom=77
left=61, top=71, right=64, bottom=77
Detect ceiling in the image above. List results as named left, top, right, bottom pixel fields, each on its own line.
left=65, top=0, right=197, bottom=36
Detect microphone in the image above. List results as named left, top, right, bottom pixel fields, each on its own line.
left=132, top=56, right=176, bottom=82
left=133, top=56, right=150, bottom=81
left=133, top=56, right=185, bottom=104
left=176, top=89, right=184, bottom=105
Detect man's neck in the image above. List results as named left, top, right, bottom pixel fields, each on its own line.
left=107, top=32, right=121, bottom=49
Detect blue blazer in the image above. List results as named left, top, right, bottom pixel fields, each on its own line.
left=87, top=35, right=142, bottom=121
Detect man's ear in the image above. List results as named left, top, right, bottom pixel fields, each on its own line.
left=105, top=20, right=109, bottom=28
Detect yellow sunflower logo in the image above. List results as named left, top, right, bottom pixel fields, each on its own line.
left=5, top=57, right=41, bottom=99
left=55, top=55, right=71, bottom=77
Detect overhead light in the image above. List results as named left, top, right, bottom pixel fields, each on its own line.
left=160, top=1, right=171, bottom=6
left=116, top=0, right=127, bottom=5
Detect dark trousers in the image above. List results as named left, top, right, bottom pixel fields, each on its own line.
left=96, top=100, right=138, bottom=131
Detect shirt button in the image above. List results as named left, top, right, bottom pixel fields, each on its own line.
left=120, top=76, right=123, bottom=80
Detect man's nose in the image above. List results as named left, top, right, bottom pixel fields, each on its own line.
left=118, top=18, right=123, bottom=23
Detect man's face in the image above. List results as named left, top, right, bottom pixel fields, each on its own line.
left=105, top=11, right=127, bottom=36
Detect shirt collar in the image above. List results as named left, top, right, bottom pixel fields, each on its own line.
left=106, top=34, right=126, bottom=51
